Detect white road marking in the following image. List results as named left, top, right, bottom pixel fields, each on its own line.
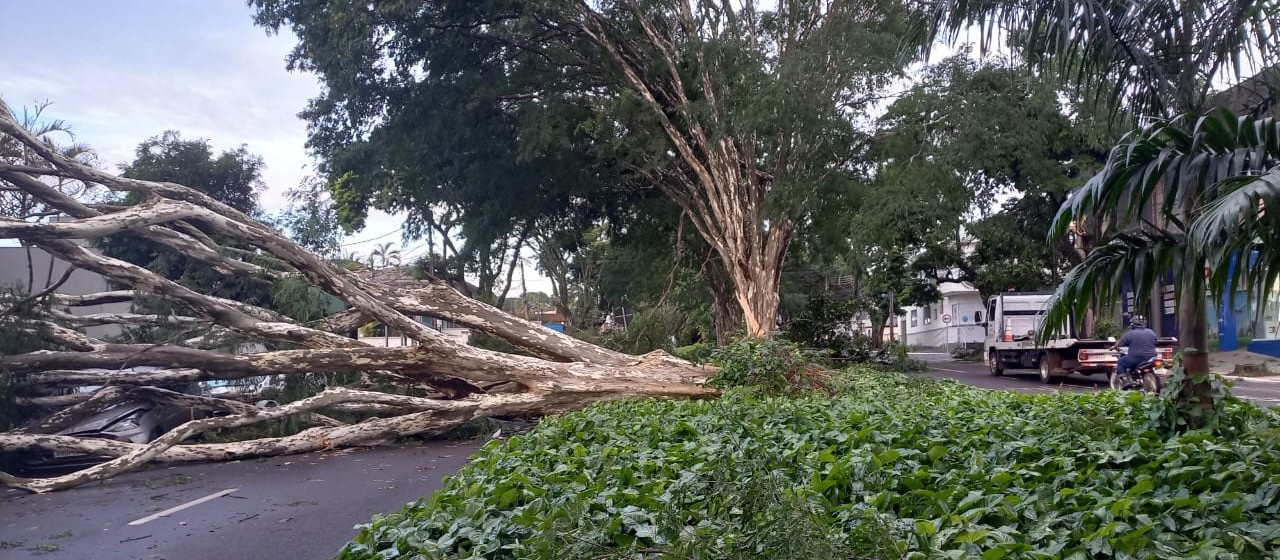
left=127, top=488, right=239, bottom=526
left=930, top=367, right=973, bottom=374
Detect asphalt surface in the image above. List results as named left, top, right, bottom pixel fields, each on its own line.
left=914, top=353, right=1280, bottom=406
left=0, top=440, right=483, bottom=560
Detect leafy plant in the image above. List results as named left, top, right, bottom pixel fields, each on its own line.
left=782, top=291, right=879, bottom=365
left=340, top=370, right=1280, bottom=560
left=1093, top=317, right=1121, bottom=340
left=671, top=342, right=713, bottom=364
left=708, top=339, right=833, bottom=395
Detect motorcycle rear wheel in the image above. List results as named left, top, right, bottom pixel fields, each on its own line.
left=1108, top=370, right=1125, bottom=390
left=1140, top=371, right=1163, bottom=394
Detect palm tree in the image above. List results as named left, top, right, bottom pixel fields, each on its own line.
left=1045, top=109, right=1280, bottom=349
left=0, top=100, right=99, bottom=293
left=1189, top=112, right=1280, bottom=306
left=934, top=0, right=1280, bottom=359
left=1, top=100, right=98, bottom=218
left=369, top=242, right=401, bottom=270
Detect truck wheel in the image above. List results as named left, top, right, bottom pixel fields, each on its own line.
left=989, top=350, right=1004, bottom=376
left=1038, top=354, right=1055, bottom=384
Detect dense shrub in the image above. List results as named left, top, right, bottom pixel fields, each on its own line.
left=1094, top=318, right=1121, bottom=340
left=671, top=342, right=714, bottom=364
left=339, top=370, right=1280, bottom=559
left=707, top=338, right=835, bottom=395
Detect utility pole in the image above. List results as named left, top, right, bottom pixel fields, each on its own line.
left=887, top=292, right=896, bottom=343
left=427, top=221, right=435, bottom=277
left=519, top=257, right=529, bottom=320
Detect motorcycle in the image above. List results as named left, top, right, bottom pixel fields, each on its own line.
left=1108, top=347, right=1166, bottom=394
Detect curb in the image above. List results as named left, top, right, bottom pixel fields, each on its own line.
left=1220, top=374, right=1280, bottom=384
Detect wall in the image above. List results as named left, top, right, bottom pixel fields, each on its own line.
left=0, top=246, right=130, bottom=339
left=902, top=285, right=986, bottom=349
left=357, top=328, right=470, bottom=348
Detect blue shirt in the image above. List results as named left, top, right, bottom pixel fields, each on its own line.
left=1118, top=328, right=1158, bottom=359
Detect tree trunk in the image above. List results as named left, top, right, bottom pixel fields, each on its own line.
left=708, top=263, right=743, bottom=345
left=735, top=271, right=781, bottom=339
left=0, top=100, right=712, bottom=493
left=1178, top=254, right=1210, bottom=352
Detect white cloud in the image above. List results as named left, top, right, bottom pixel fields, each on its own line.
left=0, top=1, right=555, bottom=295
left=0, top=0, right=320, bottom=211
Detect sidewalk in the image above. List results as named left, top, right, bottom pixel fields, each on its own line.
left=1213, top=350, right=1280, bottom=383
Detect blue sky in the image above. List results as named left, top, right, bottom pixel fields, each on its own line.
left=0, top=0, right=420, bottom=259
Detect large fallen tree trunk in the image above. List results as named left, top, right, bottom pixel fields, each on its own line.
left=0, top=99, right=714, bottom=493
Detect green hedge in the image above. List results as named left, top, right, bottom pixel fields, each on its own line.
left=339, top=371, right=1280, bottom=559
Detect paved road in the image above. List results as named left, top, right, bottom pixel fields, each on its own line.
left=915, top=353, right=1280, bottom=406
left=0, top=440, right=483, bottom=560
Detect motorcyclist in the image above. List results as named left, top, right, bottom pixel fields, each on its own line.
left=1110, top=316, right=1158, bottom=375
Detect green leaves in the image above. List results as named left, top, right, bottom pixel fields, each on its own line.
left=338, top=372, right=1280, bottom=559
left=1041, top=108, right=1280, bottom=342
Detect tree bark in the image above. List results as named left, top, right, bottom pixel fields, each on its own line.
left=0, top=99, right=712, bottom=493
left=573, top=8, right=803, bottom=339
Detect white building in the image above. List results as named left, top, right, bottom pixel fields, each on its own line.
left=0, top=246, right=131, bottom=339
left=357, top=317, right=470, bottom=347
left=900, top=282, right=986, bottom=349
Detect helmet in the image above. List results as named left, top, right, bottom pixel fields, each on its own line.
left=1129, top=315, right=1147, bottom=328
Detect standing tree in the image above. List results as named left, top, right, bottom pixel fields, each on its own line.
left=852, top=57, right=1106, bottom=337
left=370, top=242, right=402, bottom=270
left=934, top=0, right=1280, bottom=362
left=251, top=0, right=916, bottom=339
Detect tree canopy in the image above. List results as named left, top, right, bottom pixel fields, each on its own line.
left=251, top=0, right=921, bottom=338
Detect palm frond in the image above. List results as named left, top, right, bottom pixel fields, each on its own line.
left=1040, top=229, right=1184, bottom=340
left=1051, top=110, right=1280, bottom=244
left=931, top=0, right=1280, bottom=118
left=1192, top=166, right=1280, bottom=301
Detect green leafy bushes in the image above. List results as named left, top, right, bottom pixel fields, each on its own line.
left=339, top=372, right=1280, bottom=559
left=707, top=339, right=834, bottom=395
left=671, top=342, right=714, bottom=364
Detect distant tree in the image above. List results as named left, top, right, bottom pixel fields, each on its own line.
left=98, top=132, right=271, bottom=342
left=369, top=242, right=401, bottom=270
left=271, top=177, right=344, bottom=258
left=854, top=57, right=1106, bottom=331
left=0, top=101, right=99, bottom=294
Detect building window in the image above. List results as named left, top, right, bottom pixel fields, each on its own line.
left=910, top=309, right=918, bottom=327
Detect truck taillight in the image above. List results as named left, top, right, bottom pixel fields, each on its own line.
left=1078, top=350, right=1090, bottom=362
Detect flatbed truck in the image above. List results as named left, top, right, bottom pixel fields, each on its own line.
left=984, top=292, right=1176, bottom=383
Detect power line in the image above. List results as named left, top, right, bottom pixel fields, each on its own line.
left=339, top=227, right=403, bottom=247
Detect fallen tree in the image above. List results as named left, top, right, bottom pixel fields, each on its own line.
left=0, top=100, right=714, bottom=493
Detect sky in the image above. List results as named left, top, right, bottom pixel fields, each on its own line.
left=0, top=0, right=558, bottom=291
left=0, top=2, right=1002, bottom=298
